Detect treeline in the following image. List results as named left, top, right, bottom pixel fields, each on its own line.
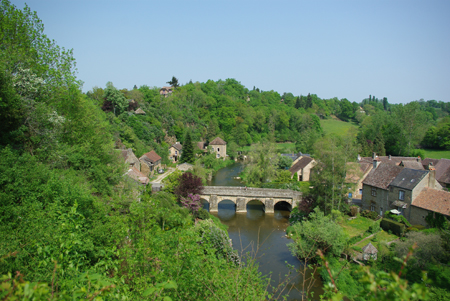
left=0, top=1, right=270, bottom=299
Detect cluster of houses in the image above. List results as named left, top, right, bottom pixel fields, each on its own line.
left=120, top=137, right=228, bottom=186
left=349, top=153, right=450, bottom=227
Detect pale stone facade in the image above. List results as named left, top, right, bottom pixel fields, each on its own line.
left=209, top=137, right=227, bottom=159
left=168, top=142, right=182, bottom=162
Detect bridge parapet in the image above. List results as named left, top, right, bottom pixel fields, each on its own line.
left=200, top=186, right=302, bottom=213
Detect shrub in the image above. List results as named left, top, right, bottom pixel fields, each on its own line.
left=361, top=210, right=378, bottom=220
left=196, top=208, right=210, bottom=220
left=385, top=211, right=412, bottom=227
left=331, top=209, right=344, bottom=223
left=350, top=206, right=360, bottom=217
left=380, top=218, right=405, bottom=236
left=367, top=222, right=381, bottom=234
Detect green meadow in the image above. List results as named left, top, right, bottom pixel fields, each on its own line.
left=320, top=118, right=358, bottom=137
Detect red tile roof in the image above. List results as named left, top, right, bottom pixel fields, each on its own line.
left=412, top=187, right=450, bottom=216
left=142, top=150, right=161, bottom=163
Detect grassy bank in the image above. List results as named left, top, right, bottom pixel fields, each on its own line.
left=320, top=118, right=358, bottom=137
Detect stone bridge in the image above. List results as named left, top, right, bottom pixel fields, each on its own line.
left=199, top=186, right=302, bottom=213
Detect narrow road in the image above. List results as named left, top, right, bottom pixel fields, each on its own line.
left=151, top=167, right=176, bottom=184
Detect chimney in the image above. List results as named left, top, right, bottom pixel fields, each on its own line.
left=389, top=155, right=391, bottom=160
left=427, top=162, right=433, bottom=170
left=428, top=169, right=436, bottom=189
left=372, top=152, right=376, bottom=160
left=357, top=154, right=361, bottom=162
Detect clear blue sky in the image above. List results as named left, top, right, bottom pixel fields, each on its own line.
left=12, top=0, right=450, bottom=104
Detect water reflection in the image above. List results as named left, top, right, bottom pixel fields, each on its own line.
left=211, top=200, right=323, bottom=300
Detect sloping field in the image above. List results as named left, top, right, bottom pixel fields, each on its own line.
left=320, top=118, right=358, bottom=137
left=423, top=149, right=450, bottom=159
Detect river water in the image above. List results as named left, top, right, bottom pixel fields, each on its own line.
left=206, top=162, right=323, bottom=300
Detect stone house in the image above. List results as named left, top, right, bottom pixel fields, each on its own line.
left=169, top=142, right=182, bottom=162
left=139, top=150, right=162, bottom=177
left=209, top=137, right=227, bottom=158
left=121, top=148, right=140, bottom=170
left=345, top=161, right=373, bottom=200
left=422, top=158, right=450, bottom=189
left=125, top=167, right=149, bottom=185
left=361, top=162, right=403, bottom=216
left=410, top=187, right=450, bottom=226
left=288, top=156, right=316, bottom=181
left=159, top=86, right=173, bottom=97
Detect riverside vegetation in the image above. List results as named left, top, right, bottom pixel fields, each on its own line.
left=1, top=0, right=450, bottom=300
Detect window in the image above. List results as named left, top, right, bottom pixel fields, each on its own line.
left=217, top=148, right=220, bottom=152
left=359, top=189, right=362, bottom=195
left=399, top=190, right=405, bottom=200
left=370, top=203, right=375, bottom=211
left=216, top=154, right=220, bottom=158
left=371, top=187, right=377, bottom=196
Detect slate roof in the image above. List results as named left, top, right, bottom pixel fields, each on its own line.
left=362, top=163, right=403, bottom=190
left=171, top=142, right=182, bottom=151
left=389, top=168, right=429, bottom=190
left=141, top=150, right=161, bottom=163
left=126, top=167, right=149, bottom=185
left=289, top=157, right=314, bottom=174
left=412, top=187, right=450, bottom=216
left=210, top=137, right=227, bottom=145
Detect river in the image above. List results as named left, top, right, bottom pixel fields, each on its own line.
left=206, top=161, right=323, bottom=300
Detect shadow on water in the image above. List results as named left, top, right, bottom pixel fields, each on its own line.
left=208, top=162, right=323, bottom=300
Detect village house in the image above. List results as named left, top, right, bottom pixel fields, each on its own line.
left=410, top=187, right=450, bottom=226
left=209, top=137, right=227, bottom=158
left=120, top=148, right=140, bottom=170
left=422, top=158, right=450, bottom=189
left=125, top=167, right=150, bottom=186
left=159, top=86, right=173, bottom=97
left=139, top=150, right=162, bottom=177
left=361, top=154, right=445, bottom=226
left=288, top=156, right=316, bottom=181
left=169, top=142, right=182, bottom=162
left=345, top=160, right=373, bottom=201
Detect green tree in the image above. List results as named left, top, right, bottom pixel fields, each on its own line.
left=103, top=81, right=128, bottom=116
left=288, top=207, right=348, bottom=260
left=180, top=131, right=194, bottom=164
left=167, top=76, right=179, bottom=89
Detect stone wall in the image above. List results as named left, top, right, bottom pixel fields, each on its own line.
left=409, top=206, right=429, bottom=227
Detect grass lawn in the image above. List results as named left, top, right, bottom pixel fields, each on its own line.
left=339, top=216, right=375, bottom=238
left=355, top=230, right=398, bottom=254
left=423, top=149, right=450, bottom=159
left=320, top=118, right=358, bottom=137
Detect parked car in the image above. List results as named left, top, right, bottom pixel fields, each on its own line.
left=158, top=169, right=164, bottom=174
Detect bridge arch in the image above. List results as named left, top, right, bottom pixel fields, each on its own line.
left=199, top=186, right=302, bottom=214
left=274, top=200, right=292, bottom=211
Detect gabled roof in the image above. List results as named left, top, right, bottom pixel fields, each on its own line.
left=170, top=142, right=182, bottom=151
left=360, top=155, right=421, bottom=166
left=140, top=150, right=161, bottom=163
left=435, top=159, right=450, bottom=184
left=345, top=162, right=372, bottom=183
left=412, top=187, right=450, bottom=216
left=134, top=108, right=146, bottom=115
left=289, top=157, right=314, bottom=174
left=422, top=158, right=439, bottom=169
left=389, top=168, right=428, bottom=190
left=362, top=243, right=378, bottom=254
left=126, top=167, right=149, bottom=185
left=362, top=163, right=403, bottom=190
left=401, top=160, right=424, bottom=170
left=210, top=137, right=226, bottom=145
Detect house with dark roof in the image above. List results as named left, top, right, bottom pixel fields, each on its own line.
left=361, top=162, right=403, bottom=215
left=139, top=150, right=162, bottom=177
left=209, top=137, right=227, bottom=158
left=169, top=142, right=182, bottom=162
left=358, top=153, right=422, bottom=167
left=288, top=156, right=316, bottom=181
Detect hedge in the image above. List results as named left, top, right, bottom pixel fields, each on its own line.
left=380, top=218, right=405, bottom=236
